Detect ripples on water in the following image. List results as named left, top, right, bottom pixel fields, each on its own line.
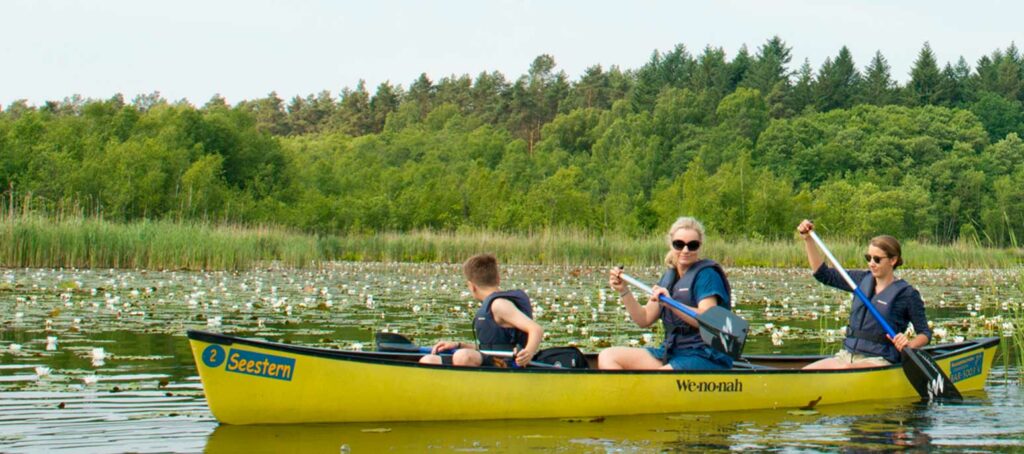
left=0, top=264, right=1021, bottom=452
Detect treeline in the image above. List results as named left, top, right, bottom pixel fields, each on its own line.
left=2, top=38, right=1024, bottom=245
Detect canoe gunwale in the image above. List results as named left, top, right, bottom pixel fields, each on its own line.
left=187, top=330, right=998, bottom=376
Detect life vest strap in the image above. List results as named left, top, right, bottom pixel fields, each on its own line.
left=846, top=326, right=889, bottom=344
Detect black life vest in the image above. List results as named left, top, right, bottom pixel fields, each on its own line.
left=472, top=290, right=533, bottom=350
left=656, top=260, right=732, bottom=354
left=843, top=273, right=909, bottom=363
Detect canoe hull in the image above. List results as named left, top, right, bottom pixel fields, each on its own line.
left=187, top=331, right=998, bottom=425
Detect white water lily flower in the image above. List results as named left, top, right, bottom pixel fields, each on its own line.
left=35, top=366, right=51, bottom=377
left=8, top=344, right=22, bottom=352
left=1001, top=322, right=1015, bottom=335
left=82, top=375, right=98, bottom=385
left=46, top=336, right=58, bottom=351
left=771, top=330, right=784, bottom=346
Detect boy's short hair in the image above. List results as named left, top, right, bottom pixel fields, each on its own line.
left=463, top=253, right=500, bottom=287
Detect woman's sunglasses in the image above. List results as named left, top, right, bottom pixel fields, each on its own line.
left=672, top=240, right=701, bottom=251
left=864, top=254, right=889, bottom=264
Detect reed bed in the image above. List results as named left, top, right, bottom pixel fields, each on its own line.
left=326, top=229, right=1023, bottom=269
left=0, top=215, right=319, bottom=270
left=1, top=216, right=1021, bottom=270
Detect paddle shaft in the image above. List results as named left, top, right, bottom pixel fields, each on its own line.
left=619, top=273, right=700, bottom=319
left=416, top=346, right=522, bottom=358
left=808, top=231, right=897, bottom=338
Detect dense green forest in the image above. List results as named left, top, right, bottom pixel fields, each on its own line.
left=3, top=38, right=1024, bottom=245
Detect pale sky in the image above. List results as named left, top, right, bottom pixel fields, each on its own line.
left=2, top=0, right=1022, bottom=107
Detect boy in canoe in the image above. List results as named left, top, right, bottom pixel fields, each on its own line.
left=419, top=253, right=544, bottom=367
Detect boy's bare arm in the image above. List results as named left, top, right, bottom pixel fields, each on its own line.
left=491, top=298, right=544, bottom=363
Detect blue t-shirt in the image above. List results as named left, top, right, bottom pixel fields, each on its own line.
left=685, top=267, right=730, bottom=308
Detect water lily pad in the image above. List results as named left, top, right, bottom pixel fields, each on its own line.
left=666, top=414, right=711, bottom=421
left=360, top=427, right=392, bottom=433
left=786, top=409, right=819, bottom=416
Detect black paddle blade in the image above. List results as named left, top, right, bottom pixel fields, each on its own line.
left=377, top=342, right=425, bottom=353
left=696, top=306, right=750, bottom=360
left=901, top=348, right=963, bottom=402
left=375, top=332, right=415, bottom=351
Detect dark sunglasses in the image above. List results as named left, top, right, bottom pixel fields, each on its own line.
left=672, top=240, right=701, bottom=251
left=864, top=254, right=889, bottom=264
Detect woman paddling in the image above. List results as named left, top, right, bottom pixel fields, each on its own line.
left=599, top=217, right=734, bottom=370
left=797, top=219, right=933, bottom=370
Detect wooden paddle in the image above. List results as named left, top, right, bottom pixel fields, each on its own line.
left=374, top=332, right=556, bottom=368
left=808, top=231, right=963, bottom=402
left=618, top=272, right=749, bottom=360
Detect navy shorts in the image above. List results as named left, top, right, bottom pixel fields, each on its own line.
left=646, top=345, right=733, bottom=370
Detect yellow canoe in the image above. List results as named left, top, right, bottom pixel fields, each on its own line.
left=187, top=330, right=998, bottom=425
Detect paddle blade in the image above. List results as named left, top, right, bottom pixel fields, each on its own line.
left=697, top=306, right=750, bottom=360
left=901, top=348, right=963, bottom=402
left=377, top=342, right=430, bottom=353
left=375, top=332, right=415, bottom=351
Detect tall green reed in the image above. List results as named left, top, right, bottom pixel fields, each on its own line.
left=0, top=215, right=319, bottom=270
left=1, top=213, right=1021, bottom=270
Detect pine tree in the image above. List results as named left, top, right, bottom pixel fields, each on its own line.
left=908, top=42, right=942, bottom=106
left=743, top=36, right=793, bottom=95
left=859, top=51, right=897, bottom=105
left=786, top=59, right=816, bottom=114
left=815, top=46, right=860, bottom=111
left=369, top=82, right=402, bottom=133
left=728, top=45, right=752, bottom=92
left=407, top=73, right=435, bottom=119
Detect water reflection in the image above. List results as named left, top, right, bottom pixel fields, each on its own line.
left=201, top=391, right=1024, bottom=453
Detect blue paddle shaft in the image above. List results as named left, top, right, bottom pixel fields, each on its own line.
left=809, top=231, right=898, bottom=339
left=619, top=273, right=699, bottom=318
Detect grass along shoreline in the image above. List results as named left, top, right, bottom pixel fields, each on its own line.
left=1, top=215, right=1022, bottom=270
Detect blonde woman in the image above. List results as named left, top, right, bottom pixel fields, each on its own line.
left=600, top=217, right=734, bottom=370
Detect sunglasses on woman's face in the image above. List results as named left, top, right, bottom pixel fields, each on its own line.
left=864, top=254, right=889, bottom=264
left=672, top=240, right=701, bottom=251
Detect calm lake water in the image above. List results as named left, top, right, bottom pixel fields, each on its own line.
left=1, top=263, right=1022, bottom=452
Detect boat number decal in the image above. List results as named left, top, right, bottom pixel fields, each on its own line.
left=202, top=345, right=226, bottom=368
left=676, top=379, right=743, bottom=393
left=949, top=353, right=983, bottom=383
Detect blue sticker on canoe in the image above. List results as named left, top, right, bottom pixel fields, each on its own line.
left=949, top=353, right=982, bottom=383
left=224, top=348, right=296, bottom=381
left=202, top=345, right=226, bottom=368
